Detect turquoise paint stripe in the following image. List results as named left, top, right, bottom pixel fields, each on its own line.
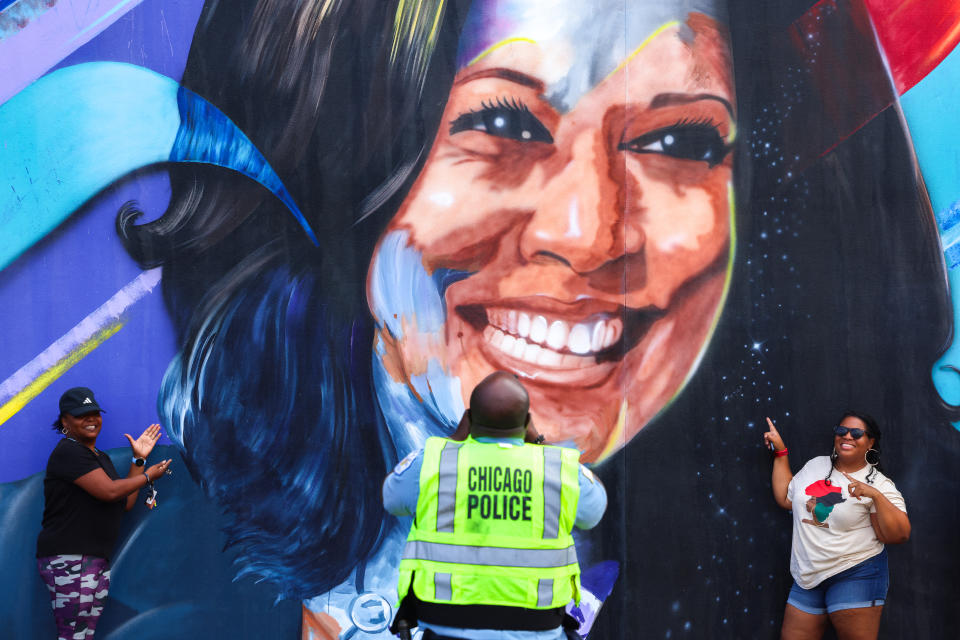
left=0, top=62, right=179, bottom=271
left=901, top=42, right=960, bottom=428
left=899, top=43, right=960, bottom=218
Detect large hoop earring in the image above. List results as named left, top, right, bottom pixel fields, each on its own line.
left=830, top=448, right=839, bottom=463
left=865, top=448, right=880, bottom=467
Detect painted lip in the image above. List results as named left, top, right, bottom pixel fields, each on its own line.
left=455, top=297, right=663, bottom=386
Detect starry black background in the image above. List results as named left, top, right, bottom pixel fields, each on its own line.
left=588, top=1, right=960, bottom=638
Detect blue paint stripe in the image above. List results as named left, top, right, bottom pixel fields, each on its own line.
left=0, top=62, right=179, bottom=271
left=899, top=43, right=960, bottom=216
left=1, top=61, right=316, bottom=273
left=172, top=87, right=317, bottom=246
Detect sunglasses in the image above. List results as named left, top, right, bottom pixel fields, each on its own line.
left=833, top=425, right=868, bottom=439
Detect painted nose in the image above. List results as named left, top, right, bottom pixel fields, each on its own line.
left=519, top=129, right=643, bottom=273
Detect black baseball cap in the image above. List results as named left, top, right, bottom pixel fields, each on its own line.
left=59, top=387, right=105, bottom=416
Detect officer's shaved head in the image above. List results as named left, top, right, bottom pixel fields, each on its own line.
left=470, top=372, right=530, bottom=430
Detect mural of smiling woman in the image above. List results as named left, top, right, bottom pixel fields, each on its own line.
left=369, top=0, right=734, bottom=462
left=5, top=0, right=960, bottom=638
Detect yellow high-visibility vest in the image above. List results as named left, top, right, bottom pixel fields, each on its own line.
left=397, top=436, right=582, bottom=609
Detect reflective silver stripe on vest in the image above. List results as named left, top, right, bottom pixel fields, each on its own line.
left=404, top=540, right=578, bottom=568
left=537, top=578, right=554, bottom=607
left=542, top=447, right=563, bottom=539
left=436, top=441, right=462, bottom=533
left=435, top=572, right=452, bottom=600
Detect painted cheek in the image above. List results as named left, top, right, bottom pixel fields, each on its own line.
left=644, top=184, right=718, bottom=253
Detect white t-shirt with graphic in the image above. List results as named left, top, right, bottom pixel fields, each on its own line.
left=786, top=456, right=906, bottom=589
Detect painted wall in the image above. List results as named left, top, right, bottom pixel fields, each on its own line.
left=1, top=0, right=959, bottom=638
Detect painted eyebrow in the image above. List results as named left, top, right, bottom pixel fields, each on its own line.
left=454, top=67, right=546, bottom=93
left=648, top=92, right=735, bottom=117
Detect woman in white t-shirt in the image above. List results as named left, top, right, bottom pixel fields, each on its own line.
left=763, top=412, right=910, bottom=640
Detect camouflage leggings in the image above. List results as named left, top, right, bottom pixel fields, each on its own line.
left=37, top=555, right=110, bottom=640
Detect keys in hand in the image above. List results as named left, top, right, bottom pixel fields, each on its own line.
left=145, top=485, right=158, bottom=509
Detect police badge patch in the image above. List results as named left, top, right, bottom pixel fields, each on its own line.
left=392, top=450, right=418, bottom=476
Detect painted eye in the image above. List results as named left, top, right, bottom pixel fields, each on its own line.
left=619, top=123, right=729, bottom=166
left=450, top=98, right=553, bottom=144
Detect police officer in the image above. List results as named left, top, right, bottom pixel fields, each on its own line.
left=383, top=372, right=607, bottom=639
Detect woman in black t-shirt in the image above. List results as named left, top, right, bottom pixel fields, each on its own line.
left=36, top=387, right=172, bottom=640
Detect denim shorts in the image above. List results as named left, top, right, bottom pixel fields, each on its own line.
left=787, top=548, right=889, bottom=615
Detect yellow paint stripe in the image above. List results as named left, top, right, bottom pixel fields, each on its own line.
left=596, top=400, right=628, bottom=463
left=596, top=184, right=737, bottom=463
left=606, top=21, right=680, bottom=79
left=428, top=0, right=446, bottom=48
left=0, top=321, right=124, bottom=426
left=464, top=37, right=539, bottom=68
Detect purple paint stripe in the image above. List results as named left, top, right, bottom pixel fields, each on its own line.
left=0, top=0, right=145, bottom=105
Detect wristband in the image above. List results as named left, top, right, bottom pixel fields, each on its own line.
left=774, top=447, right=789, bottom=458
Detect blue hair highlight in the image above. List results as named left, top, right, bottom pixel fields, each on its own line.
left=172, top=86, right=319, bottom=246
left=161, top=255, right=389, bottom=598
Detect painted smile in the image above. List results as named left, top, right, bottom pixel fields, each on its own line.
left=456, top=301, right=661, bottom=385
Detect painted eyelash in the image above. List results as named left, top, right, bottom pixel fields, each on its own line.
left=672, top=116, right=735, bottom=144
left=450, top=96, right=534, bottom=124
left=618, top=116, right=728, bottom=146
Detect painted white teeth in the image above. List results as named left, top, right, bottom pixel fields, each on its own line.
left=546, top=320, right=568, bottom=351
left=530, top=315, right=548, bottom=343
left=537, top=346, right=563, bottom=367
left=484, top=309, right=626, bottom=360
left=604, top=323, right=618, bottom=348
left=569, top=323, right=591, bottom=355
left=591, top=320, right=607, bottom=352
left=511, top=335, right=527, bottom=358
left=517, top=313, right=530, bottom=338
left=524, top=342, right=543, bottom=362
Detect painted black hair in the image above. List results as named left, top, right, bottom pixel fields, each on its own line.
left=117, top=0, right=472, bottom=599
left=110, top=3, right=960, bottom=635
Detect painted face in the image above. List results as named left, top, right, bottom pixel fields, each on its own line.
left=368, top=5, right=734, bottom=462
left=61, top=411, right=103, bottom=445
left=833, top=415, right=875, bottom=467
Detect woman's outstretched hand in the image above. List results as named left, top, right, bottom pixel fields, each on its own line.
left=763, top=417, right=786, bottom=452
left=145, top=459, right=173, bottom=481
left=125, top=424, right=162, bottom=459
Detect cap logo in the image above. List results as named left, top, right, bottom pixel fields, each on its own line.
left=83, top=397, right=92, bottom=404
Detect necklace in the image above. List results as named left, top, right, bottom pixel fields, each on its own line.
left=64, top=436, right=99, bottom=455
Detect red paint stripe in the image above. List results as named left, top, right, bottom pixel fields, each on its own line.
left=863, top=0, right=960, bottom=94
